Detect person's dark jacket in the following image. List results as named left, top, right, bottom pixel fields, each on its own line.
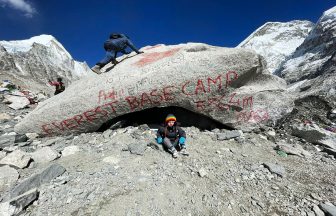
left=157, top=124, right=186, bottom=142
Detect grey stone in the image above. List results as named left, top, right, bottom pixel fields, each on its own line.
left=0, top=150, right=31, bottom=169
left=263, top=163, right=286, bottom=177
left=312, top=204, right=325, bottom=216
left=14, top=44, right=291, bottom=136
left=30, top=147, right=59, bottom=163
left=217, top=130, right=242, bottom=141
left=25, top=133, right=39, bottom=140
left=0, top=135, right=15, bottom=149
left=0, top=188, right=38, bottom=216
left=198, top=168, right=207, bottom=177
left=323, top=147, right=336, bottom=157
left=61, top=146, right=80, bottom=157
left=40, top=137, right=61, bottom=147
left=0, top=113, right=11, bottom=123
left=128, top=141, right=147, bottom=155
left=292, top=124, right=336, bottom=147
left=0, top=166, right=19, bottom=192
left=275, top=141, right=312, bottom=157
left=4, top=95, right=30, bottom=110
left=319, top=203, right=336, bottom=216
left=14, top=134, right=28, bottom=143
left=10, top=163, right=66, bottom=198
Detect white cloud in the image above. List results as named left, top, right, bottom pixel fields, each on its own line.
left=0, top=0, right=36, bottom=18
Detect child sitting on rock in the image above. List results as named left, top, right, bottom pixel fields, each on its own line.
left=156, top=114, right=189, bottom=158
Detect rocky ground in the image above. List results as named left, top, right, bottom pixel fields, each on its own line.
left=0, top=99, right=336, bottom=216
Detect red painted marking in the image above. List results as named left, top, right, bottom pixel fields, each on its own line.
left=62, top=118, right=78, bottom=129
left=140, top=92, right=152, bottom=107
left=150, top=89, right=164, bottom=104
left=195, top=79, right=206, bottom=95
left=133, top=48, right=181, bottom=67
left=207, top=75, right=222, bottom=92
left=226, top=71, right=238, bottom=88
left=163, top=86, right=175, bottom=101
left=42, top=124, right=52, bottom=135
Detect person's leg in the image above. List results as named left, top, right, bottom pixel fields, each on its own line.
left=163, top=138, right=178, bottom=158
left=98, top=51, right=116, bottom=67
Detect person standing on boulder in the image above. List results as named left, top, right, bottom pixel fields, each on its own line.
left=156, top=114, right=188, bottom=158
left=91, top=33, right=144, bottom=74
left=48, top=77, right=65, bottom=95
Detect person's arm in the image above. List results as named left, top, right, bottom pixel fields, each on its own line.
left=177, top=126, right=186, bottom=144
left=156, top=127, right=164, bottom=144
left=125, top=40, right=143, bottom=54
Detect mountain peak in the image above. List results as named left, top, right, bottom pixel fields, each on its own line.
left=0, top=34, right=58, bottom=53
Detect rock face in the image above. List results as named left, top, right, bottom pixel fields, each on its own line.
left=0, top=35, right=92, bottom=94
left=275, top=6, right=336, bottom=83
left=14, top=43, right=292, bottom=136
left=237, top=20, right=314, bottom=74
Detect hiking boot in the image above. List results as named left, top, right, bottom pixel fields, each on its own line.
left=172, top=150, right=178, bottom=158
left=180, top=148, right=189, bottom=156
left=91, top=65, right=101, bottom=74
left=112, top=59, right=119, bottom=65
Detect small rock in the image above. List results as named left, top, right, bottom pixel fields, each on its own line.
left=30, top=147, right=59, bottom=163
left=312, top=204, right=325, bottom=216
left=263, top=163, right=286, bottom=177
left=25, top=133, right=39, bottom=140
left=198, top=168, right=207, bottom=177
left=10, top=164, right=66, bottom=198
left=319, top=203, right=336, bottom=216
left=267, top=131, right=276, bottom=137
left=0, top=188, right=39, bottom=215
left=217, top=130, right=242, bottom=140
left=14, top=134, right=28, bottom=143
left=103, top=156, right=120, bottom=164
left=0, top=150, right=31, bottom=169
left=0, top=113, right=12, bottom=122
left=0, top=165, right=20, bottom=192
left=61, top=146, right=80, bottom=157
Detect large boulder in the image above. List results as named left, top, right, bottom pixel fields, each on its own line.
left=14, top=43, right=293, bottom=136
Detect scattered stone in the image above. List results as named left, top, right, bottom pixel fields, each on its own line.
left=267, top=131, right=276, bottom=137
left=14, top=134, right=28, bottom=143
left=61, top=146, right=80, bottom=157
left=198, top=168, right=207, bottom=177
left=0, top=135, right=15, bottom=149
left=312, top=204, right=325, bottom=216
left=4, top=95, right=30, bottom=110
left=0, top=113, right=11, bottom=122
left=40, top=137, right=61, bottom=147
left=319, top=203, right=336, bottom=216
left=0, top=188, right=38, bottom=216
left=103, top=156, right=120, bottom=164
left=323, top=147, right=336, bottom=157
left=292, top=123, right=336, bottom=147
left=0, top=150, right=31, bottom=169
left=263, top=163, right=286, bottom=177
left=0, top=151, right=6, bottom=160
left=10, top=164, right=66, bottom=198
left=25, top=133, right=39, bottom=140
left=275, top=142, right=312, bottom=157
left=30, top=147, right=59, bottom=163
left=0, top=165, right=19, bottom=192
left=217, top=130, right=242, bottom=140
left=127, top=141, right=147, bottom=155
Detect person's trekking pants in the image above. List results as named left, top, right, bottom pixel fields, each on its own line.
left=98, top=50, right=117, bottom=67
left=163, top=137, right=179, bottom=150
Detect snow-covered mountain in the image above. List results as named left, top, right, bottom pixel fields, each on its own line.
left=237, top=20, right=314, bottom=73
left=0, top=35, right=91, bottom=93
left=275, top=6, right=336, bottom=83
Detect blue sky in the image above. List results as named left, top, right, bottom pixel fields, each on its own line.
left=0, top=0, right=335, bottom=67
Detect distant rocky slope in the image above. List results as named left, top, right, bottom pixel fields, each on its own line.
left=275, top=6, right=336, bottom=83
left=0, top=35, right=92, bottom=94
left=237, top=20, right=314, bottom=73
